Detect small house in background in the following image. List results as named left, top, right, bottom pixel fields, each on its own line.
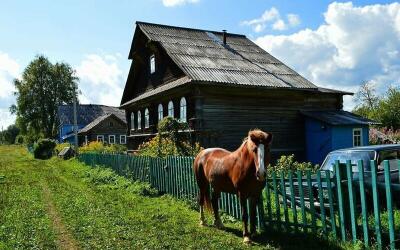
left=78, top=113, right=127, bottom=145
left=120, top=21, right=374, bottom=163
left=57, top=104, right=126, bottom=144
left=302, top=110, right=376, bottom=165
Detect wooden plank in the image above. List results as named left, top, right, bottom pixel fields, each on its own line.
left=335, top=160, right=346, bottom=241
left=306, top=170, right=317, bottom=234
left=346, top=160, right=357, bottom=243
left=384, top=161, right=395, bottom=250
left=297, top=170, right=307, bottom=232
left=288, top=171, right=298, bottom=232
left=316, top=171, right=327, bottom=236
left=370, top=160, right=382, bottom=248
left=272, top=172, right=280, bottom=227
left=358, top=160, right=369, bottom=247
left=280, top=172, right=289, bottom=231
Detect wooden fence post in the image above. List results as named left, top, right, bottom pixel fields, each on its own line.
left=335, top=161, right=351, bottom=241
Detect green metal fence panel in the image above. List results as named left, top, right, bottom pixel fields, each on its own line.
left=384, top=160, right=395, bottom=250
left=357, top=160, right=369, bottom=247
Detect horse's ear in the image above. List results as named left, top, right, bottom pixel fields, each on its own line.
left=265, top=133, right=273, bottom=146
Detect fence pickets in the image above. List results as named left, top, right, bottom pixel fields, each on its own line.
left=78, top=153, right=400, bottom=249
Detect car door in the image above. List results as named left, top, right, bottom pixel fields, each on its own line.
left=377, top=149, right=400, bottom=184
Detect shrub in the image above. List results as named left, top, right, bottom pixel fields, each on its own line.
left=14, top=134, right=24, bottom=144
left=33, top=138, right=57, bottom=159
left=269, top=154, right=319, bottom=174
left=79, top=141, right=127, bottom=154
left=137, top=117, right=202, bottom=157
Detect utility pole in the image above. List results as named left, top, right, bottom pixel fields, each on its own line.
left=73, top=86, right=79, bottom=155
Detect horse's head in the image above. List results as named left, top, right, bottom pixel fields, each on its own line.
left=247, top=129, right=273, bottom=182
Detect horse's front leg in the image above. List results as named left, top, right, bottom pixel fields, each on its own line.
left=239, top=194, right=251, bottom=243
left=211, top=190, right=224, bottom=229
left=249, top=196, right=258, bottom=238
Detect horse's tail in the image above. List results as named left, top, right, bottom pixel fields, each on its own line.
left=193, top=153, right=212, bottom=212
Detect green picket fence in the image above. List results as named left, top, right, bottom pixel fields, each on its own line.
left=78, top=153, right=400, bottom=249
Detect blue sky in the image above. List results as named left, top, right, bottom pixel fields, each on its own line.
left=1, top=0, right=400, bottom=129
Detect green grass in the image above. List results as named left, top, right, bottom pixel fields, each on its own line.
left=0, top=145, right=348, bottom=249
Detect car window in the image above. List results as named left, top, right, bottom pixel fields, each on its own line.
left=321, top=151, right=375, bottom=172
left=378, top=150, right=400, bottom=171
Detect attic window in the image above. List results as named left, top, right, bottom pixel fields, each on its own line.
left=150, top=55, right=155, bottom=74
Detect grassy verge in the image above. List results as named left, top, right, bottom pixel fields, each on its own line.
left=0, top=145, right=347, bottom=249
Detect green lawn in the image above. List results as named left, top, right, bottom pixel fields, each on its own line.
left=0, top=145, right=348, bottom=249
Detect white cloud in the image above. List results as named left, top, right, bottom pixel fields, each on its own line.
left=272, top=19, right=287, bottom=31
left=0, top=108, right=15, bottom=130
left=162, top=0, right=199, bottom=7
left=0, top=52, right=20, bottom=98
left=0, top=52, right=19, bottom=129
left=76, top=54, right=125, bottom=107
left=254, top=2, right=400, bottom=110
left=287, top=14, right=301, bottom=27
left=241, top=7, right=300, bottom=32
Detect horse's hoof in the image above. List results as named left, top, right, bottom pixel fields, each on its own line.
left=243, top=236, right=252, bottom=244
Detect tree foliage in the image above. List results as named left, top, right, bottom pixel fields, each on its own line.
left=0, top=124, right=20, bottom=144
left=10, top=55, right=78, bottom=140
left=353, top=82, right=400, bottom=130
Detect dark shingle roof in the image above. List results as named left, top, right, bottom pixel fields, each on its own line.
left=136, top=21, right=318, bottom=89
left=301, top=110, right=377, bottom=126
left=58, top=104, right=126, bottom=126
left=78, top=113, right=126, bottom=134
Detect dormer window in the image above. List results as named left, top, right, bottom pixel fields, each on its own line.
left=150, top=55, right=155, bottom=74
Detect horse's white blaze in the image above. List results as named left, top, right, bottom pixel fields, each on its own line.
left=257, top=144, right=265, bottom=175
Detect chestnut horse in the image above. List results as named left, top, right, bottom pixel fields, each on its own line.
left=193, top=129, right=272, bottom=243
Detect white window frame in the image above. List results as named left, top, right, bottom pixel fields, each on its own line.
left=137, top=111, right=142, bottom=130
left=120, top=135, right=126, bottom=144
left=168, top=101, right=174, bottom=118
left=85, top=135, right=88, bottom=145
left=130, top=112, right=135, bottom=130
left=158, top=103, right=163, bottom=122
left=150, top=54, right=155, bottom=74
left=180, top=97, right=187, bottom=122
left=97, top=135, right=104, bottom=142
left=144, top=108, right=150, bottom=128
left=353, top=128, right=363, bottom=147
left=109, top=135, right=116, bottom=144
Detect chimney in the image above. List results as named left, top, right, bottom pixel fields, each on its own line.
left=222, top=30, right=227, bottom=45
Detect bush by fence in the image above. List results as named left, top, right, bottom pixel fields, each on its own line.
left=78, top=153, right=400, bottom=249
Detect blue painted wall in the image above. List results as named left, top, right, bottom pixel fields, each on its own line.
left=305, top=118, right=369, bottom=165
left=58, top=124, right=85, bottom=142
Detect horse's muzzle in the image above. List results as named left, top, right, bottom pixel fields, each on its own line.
left=256, top=170, right=266, bottom=181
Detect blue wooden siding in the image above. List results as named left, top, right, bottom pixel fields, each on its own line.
left=58, top=124, right=85, bottom=142
left=305, top=118, right=369, bottom=165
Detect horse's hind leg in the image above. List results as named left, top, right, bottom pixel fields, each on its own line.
left=211, top=190, right=224, bottom=229
left=199, top=187, right=207, bottom=226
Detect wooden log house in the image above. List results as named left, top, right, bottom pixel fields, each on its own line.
left=120, top=21, right=372, bottom=162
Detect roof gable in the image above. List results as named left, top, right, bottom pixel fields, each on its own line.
left=135, top=21, right=318, bottom=89
left=78, top=113, right=126, bottom=134
left=58, top=104, right=126, bottom=126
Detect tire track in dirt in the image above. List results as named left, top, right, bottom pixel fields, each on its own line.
left=42, top=182, right=79, bottom=250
